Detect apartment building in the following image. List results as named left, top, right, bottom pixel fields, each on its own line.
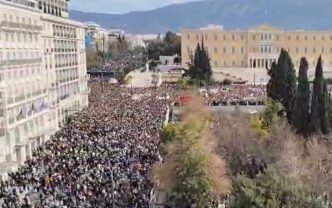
left=0, top=0, right=88, bottom=179
left=182, top=25, right=332, bottom=69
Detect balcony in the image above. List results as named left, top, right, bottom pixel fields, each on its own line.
left=0, top=21, right=42, bottom=31
left=0, top=58, right=42, bottom=67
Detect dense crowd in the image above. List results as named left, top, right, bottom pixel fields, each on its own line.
left=205, top=85, right=266, bottom=106
left=91, top=53, right=144, bottom=73
left=0, top=83, right=170, bottom=208
left=173, top=84, right=266, bottom=106
left=0, top=80, right=266, bottom=208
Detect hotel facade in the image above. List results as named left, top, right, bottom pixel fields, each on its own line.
left=0, top=0, right=89, bottom=179
left=181, top=25, right=332, bottom=69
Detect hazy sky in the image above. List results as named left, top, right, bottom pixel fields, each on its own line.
left=70, top=0, right=201, bottom=14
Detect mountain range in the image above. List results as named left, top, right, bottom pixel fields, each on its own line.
left=69, top=0, right=332, bottom=34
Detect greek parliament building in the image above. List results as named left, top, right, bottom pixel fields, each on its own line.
left=181, top=25, right=332, bottom=70
left=0, top=0, right=89, bottom=178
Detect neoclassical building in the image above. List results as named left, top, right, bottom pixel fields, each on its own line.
left=182, top=25, right=332, bottom=69
left=0, top=0, right=88, bottom=179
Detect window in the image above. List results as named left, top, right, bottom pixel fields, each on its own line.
left=253, top=35, right=256, bottom=40
left=288, top=36, right=291, bottom=41
left=313, top=36, right=316, bottom=40
left=322, top=47, right=325, bottom=54
left=313, top=47, right=316, bottom=53
left=232, top=47, right=235, bottom=54
left=305, top=47, right=308, bottom=54
left=232, top=61, right=235, bottom=66
left=232, top=34, right=235, bottom=41
left=196, top=35, right=199, bottom=41
left=305, top=36, right=308, bottom=40
left=241, top=35, right=244, bottom=40
left=223, top=47, right=227, bottom=53
left=241, top=47, right=244, bottom=54
left=224, top=61, right=227, bottom=66
left=223, top=35, right=226, bottom=40
left=276, top=35, right=279, bottom=41
left=296, top=36, right=299, bottom=41
left=214, top=47, right=218, bottom=54
left=214, top=34, right=217, bottom=41
left=322, top=36, right=325, bottom=41
left=296, top=47, right=299, bottom=53
left=187, top=34, right=190, bottom=40
left=214, top=60, right=217, bottom=66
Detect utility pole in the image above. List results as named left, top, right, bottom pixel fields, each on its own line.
left=102, top=33, right=106, bottom=93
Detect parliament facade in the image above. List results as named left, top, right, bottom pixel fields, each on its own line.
left=181, top=25, right=332, bottom=69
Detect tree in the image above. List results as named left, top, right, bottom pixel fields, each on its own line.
left=147, top=41, right=167, bottom=60
left=86, top=48, right=103, bottom=70
left=292, top=58, right=310, bottom=135
left=233, top=167, right=325, bottom=208
left=309, top=57, right=330, bottom=134
left=163, top=31, right=181, bottom=56
left=154, top=97, right=230, bottom=208
left=184, top=39, right=212, bottom=86
left=146, top=31, right=181, bottom=60
left=267, top=49, right=296, bottom=122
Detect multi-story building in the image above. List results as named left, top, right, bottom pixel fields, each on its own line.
left=84, top=22, right=111, bottom=53
left=182, top=25, right=332, bottom=70
left=0, top=0, right=88, bottom=179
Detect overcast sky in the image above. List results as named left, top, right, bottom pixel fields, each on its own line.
left=70, top=0, right=201, bottom=14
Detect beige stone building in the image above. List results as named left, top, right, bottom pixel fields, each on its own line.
left=182, top=25, right=332, bottom=69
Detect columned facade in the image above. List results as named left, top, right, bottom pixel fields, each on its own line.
left=182, top=25, right=332, bottom=69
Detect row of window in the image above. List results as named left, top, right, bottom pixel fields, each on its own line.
left=0, top=50, right=40, bottom=61
left=187, top=46, right=246, bottom=54
left=56, top=68, right=79, bottom=84
left=186, top=33, right=332, bottom=42
left=58, top=82, right=80, bottom=101
left=53, top=40, right=77, bottom=52
left=208, top=59, right=332, bottom=67
left=1, top=13, right=38, bottom=26
left=0, top=31, right=39, bottom=44
left=0, top=66, right=45, bottom=82
left=53, top=24, right=77, bottom=39
left=54, top=54, right=78, bottom=68
left=187, top=45, right=332, bottom=55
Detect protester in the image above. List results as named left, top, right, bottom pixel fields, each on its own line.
left=0, top=82, right=170, bottom=208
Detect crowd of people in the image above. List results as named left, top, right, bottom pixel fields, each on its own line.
left=0, top=80, right=267, bottom=208
left=204, top=85, right=266, bottom=106
left=0, top=83, right=170, bottom=208
left=89, top=53, right=145, bottom=74
left=173, top=84, right=266, bottom=106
